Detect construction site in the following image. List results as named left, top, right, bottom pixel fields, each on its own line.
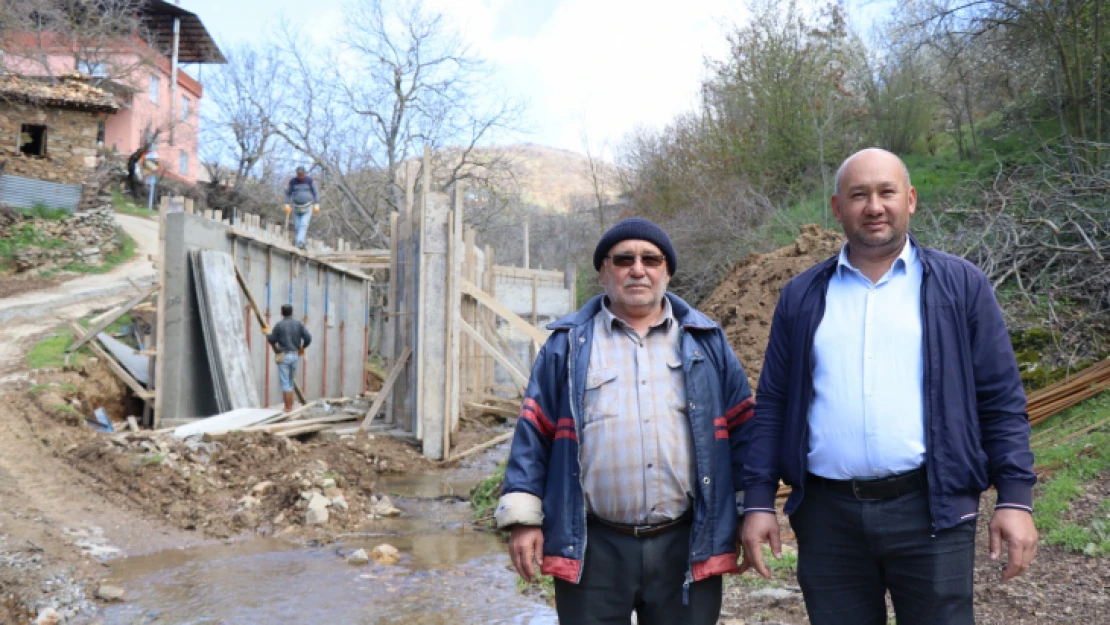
left=1, top=178, right=1109, bottom=622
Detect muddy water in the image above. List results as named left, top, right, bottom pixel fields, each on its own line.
left=99, top=449, right=558, bottom=625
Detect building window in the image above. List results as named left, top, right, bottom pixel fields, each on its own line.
left=96, top=121, right=105, bottom=146
left=77, top=59, right=107, bottom=77
left=179, top=151, right=189, bottom=175
left=181, top=96, right=190, bottom=121
left=19, top=124, right=47, bottom=156
left=149, top=74, right=160, bottom=104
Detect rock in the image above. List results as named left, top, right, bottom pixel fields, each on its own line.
left=237, top=495, right=261, bottom=510
left=331, top=495, right=348, bottom=511
left=273, top=512, right=286, bottom=525
left=369, top=495, right=401, bottom=518
left=96, top=585, right=126, bottom=602
left=305, top=492, right=331, bottom=525
left=321, top=477, right=337, bottom=489
left=34, top=608, right=60, bottom=625
left=370, top=543, right=400, bottom=565
left=749, top=587, right=798, bottom=601
left=305, top=506, right=329, bottom=525
left=346, top=548, right=369, bottom=565
left=233, top=510, right=258, bottom=528
left=252, top=480, right=275, bottom=495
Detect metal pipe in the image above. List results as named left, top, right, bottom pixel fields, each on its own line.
left=322, top=272, right=329, bottom=396
left=169, top=17, right=180, bottom=145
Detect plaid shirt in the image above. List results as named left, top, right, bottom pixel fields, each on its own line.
left=581, top=297, right=693, bottom=525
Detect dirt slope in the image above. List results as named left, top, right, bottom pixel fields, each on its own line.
left=700, top=224, right=844, bottom=388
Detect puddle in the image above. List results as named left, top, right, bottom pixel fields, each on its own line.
left=100, top=443, right=556, bottom=624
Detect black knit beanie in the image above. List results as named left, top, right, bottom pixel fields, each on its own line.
left=593, top=217, right=677, bottom=276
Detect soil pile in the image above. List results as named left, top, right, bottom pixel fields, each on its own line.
left=700, top=224, right=844, bottom=388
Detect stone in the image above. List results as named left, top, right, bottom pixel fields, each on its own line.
left=237, top=495, right=260, bottom=510
left=273, top=512, right=286, bottom=525
left=370, top=543, right=400, bottom=565
left=251, top=480, right=275, bottom=495
left=305, top=492, right=330, bottom=525
left=33, top=608, right=60, bottom=625
left=96, top=585, right=126, bottom=602
left=321, top=477, right=337, bottom=489
left=331, top=495, right=348, bottom=511
left=345, top=548, right=369, bottom=565
left=368, top=495, right=401, bottom=518
left=748, top=587, right=798, bottom=601
left=305, top=506, right=329, bottom=526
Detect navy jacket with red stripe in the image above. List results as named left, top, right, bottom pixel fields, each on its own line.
left=500, top=293, right=754, bottom=584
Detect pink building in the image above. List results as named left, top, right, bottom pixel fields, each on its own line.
left=2, top=1, right=225, bottom=185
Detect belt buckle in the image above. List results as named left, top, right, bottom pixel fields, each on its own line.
left=851, top=480, right=881, bottom=502
left=632, top=524, right=651, bottom=538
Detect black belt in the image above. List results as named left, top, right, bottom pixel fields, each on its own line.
left=807, top=468, right=927, bottom=501
left=589, top=510, right=693, bottom=538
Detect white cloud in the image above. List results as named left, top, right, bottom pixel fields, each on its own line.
left=431, top=0, right=746, bottom=156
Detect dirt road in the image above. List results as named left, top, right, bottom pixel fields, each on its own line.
left=0, top=213, right=158, bottom=381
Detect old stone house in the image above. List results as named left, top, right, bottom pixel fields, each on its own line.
left=0, top=73, right=118, bottom=187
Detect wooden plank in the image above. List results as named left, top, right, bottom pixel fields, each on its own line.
left=439, top=431, right=514, bottom=465
left=70, top=324, right=152, bottom=399
left=459, top=278, right=548, bottom=346
left=224, top=226, right=373, bottom=282
left=68, top=284, right=159, bottom=352
left=360, top=346, right=411, bottom=433
left=458, top=318, right=528, bottom=391
left=464, top=402, right=518, bottom=418
left=232, top=259, right=307, bottom=406
left=172, top=407, right=282, bottom=437
left=193, top=251, right=259, bottom=410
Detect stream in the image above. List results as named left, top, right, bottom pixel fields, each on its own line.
left=98, top=446, right=557, bottom=625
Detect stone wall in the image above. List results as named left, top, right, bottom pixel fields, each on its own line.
left=0, top=102, right=104, bottom=186
left=0, top=203, right=120, bottom=273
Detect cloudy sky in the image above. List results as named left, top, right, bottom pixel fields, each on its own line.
left=182, top=0, right=887, bottom=159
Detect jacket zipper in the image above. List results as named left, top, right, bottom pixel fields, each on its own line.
left=919, top=261, right=938, bottom=534
left=569, top=324, right=588, bottom=583
left=679, top=326, right=697, bottom=605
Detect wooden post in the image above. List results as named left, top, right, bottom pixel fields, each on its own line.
left=415, top=145, right=431, bottom=441
left=531, top=274, right=539, bottom=363
left=523, top=216, right=530, bottom=269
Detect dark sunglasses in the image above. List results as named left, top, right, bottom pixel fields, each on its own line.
left=606, top=253, right=666, bottom=268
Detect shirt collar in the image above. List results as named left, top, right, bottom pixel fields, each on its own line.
left=837, top=237, right=916, bottom=279
left=600, top=296, right=675, bottom=335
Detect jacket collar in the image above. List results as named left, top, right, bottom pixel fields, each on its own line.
left=548, top=292, right=718, bottom=331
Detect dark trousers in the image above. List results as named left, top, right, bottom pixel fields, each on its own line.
left=553, top=518, right=722, bottom=625
left=789, top=481, right=976, bottom=625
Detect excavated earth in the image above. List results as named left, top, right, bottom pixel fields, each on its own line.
left=700, top=224, right=845, bottom=389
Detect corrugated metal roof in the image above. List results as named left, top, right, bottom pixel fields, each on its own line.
left=0, top=174, right=81, bottom=212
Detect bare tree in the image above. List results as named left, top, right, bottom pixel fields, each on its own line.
left=339, top=0, right=523, bottom=213
left=0, top=0, right=153, bottom=85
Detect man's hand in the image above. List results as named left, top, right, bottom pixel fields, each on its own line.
left=312, top=203, right=320, bottom=214
left=284, top=204, right=291, bottom=214
left=508, top=525, right=544, bottom=582
left=990, top=507, right=1038, bottom=580
left=298, top=348, right=305, bottom=356
left=739, top=512, right=782, bottom=579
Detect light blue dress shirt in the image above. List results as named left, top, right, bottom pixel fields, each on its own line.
left=807, top=239, right=925, bottom=479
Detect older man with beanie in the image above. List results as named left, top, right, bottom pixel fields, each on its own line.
left=496, top=217, right=754, bottom=624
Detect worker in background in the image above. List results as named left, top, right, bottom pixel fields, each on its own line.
left=740, top=148, right=1037, bottom=625
left=267, top=304, right=312, bottom=412
left=284, top=165, right=319, bottom=250
left=496, top=217, right=754, bottom=624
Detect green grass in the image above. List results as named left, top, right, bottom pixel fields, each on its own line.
left=29, top=382, right=77, bottom=396
left=18, top=203, right=71, bottom=220
left=471, top=459, right=507, bottom=527
left=26, top=332, right=79, bottom=370
left=63, top=229, right=136, bottom=274
left=112, top=190, right=155, bottom=218
left=1030, top=390, right=1110, bottom=555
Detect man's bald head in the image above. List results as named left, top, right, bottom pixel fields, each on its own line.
left=834, top=148, right=911, bottom=197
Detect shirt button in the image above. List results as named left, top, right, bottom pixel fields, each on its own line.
left=579, top=337, right=585, bottom=343
left=694, top=350, right=700, bottom=357
left=647, top=463, right=653, bottom=469
left=702, top=476, right=711, bottom=484
left=689, top=402, right=695, bottom=410
left=641, top=380, right=646, bottom=385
